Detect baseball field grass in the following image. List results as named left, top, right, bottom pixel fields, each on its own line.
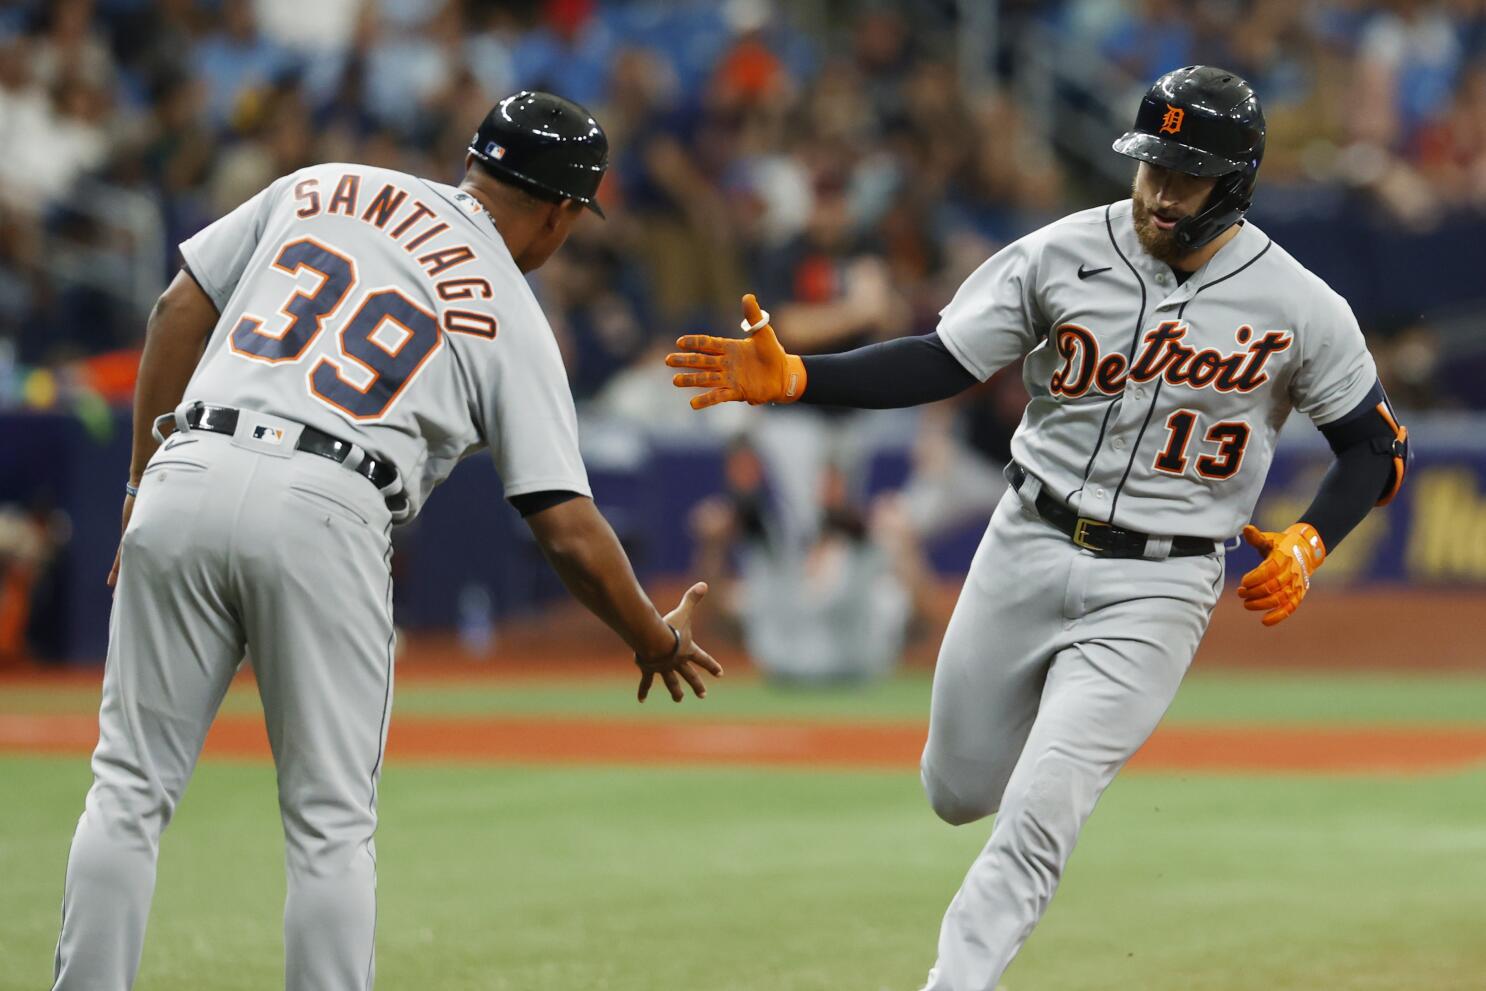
left=4, top=668, right=1486, bottom=991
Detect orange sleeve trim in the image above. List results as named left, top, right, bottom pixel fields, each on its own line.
left=1375, top=402, right=1407, bottom=507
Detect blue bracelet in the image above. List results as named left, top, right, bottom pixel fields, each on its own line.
left=125, top=482, right=139, bottom=497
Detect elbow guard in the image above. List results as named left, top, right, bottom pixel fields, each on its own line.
left=1320, top=387, right=1411, bottom=506
left=1373, top=401, right=1409, bottom=505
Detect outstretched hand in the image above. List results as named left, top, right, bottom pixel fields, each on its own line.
left=636, top=582, right=723, bottom=702
left=666, top=294, right=806, bottom=409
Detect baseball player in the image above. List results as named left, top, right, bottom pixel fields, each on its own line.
left=51, top=91, right=721, bottom=991
left=668, top=66, right=1409, bottom=989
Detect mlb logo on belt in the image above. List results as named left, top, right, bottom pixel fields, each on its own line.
left=485, top=141, right=506, bottom=159
left=253, top=425, right=285, bottom=445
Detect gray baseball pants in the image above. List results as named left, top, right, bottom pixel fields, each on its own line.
left=51, top=412, right=395, bottom=991
left=920, top=477, right=1223, bottom=990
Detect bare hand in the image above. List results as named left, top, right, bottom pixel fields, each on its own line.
left=636, top=581, right=723, bottom=702
left=107, top=492, right=136, bottom=589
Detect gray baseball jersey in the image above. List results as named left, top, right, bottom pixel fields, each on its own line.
left=915, top=199, right=1383, bottom=991
left=51, top=164, right=591, bottom=991
left=180, top=162, right=591, bottom=518
left=936, top=199, right=1375, bottom=540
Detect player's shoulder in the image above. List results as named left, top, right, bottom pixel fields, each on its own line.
left=1057, top=202, right=1120, bottom=232
left=246, top=162, right=422, bottom=214
left=1014, top=202, right=1114, bottom=250
left=993, top=203, right=1124, bottom=275
left=1242, top=222, right=1327, bottom=289
left=948, top=205, right=1113, bottom=300
left=285, top=161, right=418, bottom=184
left=270, top=161, right=449, bottom=203
left=1241, top=221, right=1357, bottom=322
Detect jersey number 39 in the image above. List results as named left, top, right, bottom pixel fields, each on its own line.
left=229, top=237, right=442, bottom=420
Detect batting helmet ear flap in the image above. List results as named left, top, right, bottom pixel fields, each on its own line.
left=1172, top=170, right=1254, bottom=250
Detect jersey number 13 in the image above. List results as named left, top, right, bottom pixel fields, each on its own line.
left=1152, top=409, right=1251, bottom=480
left=228, top=237, right=443, bottom=420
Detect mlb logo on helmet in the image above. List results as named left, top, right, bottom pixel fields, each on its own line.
left=253, top=425, right=284, bottom=445
left=485, top=142, right=506, bottom=159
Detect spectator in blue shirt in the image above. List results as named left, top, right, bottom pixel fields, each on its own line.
left=190, top=0, right=290, bottom=130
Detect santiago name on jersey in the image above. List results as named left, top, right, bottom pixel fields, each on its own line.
left=937, top=199, right=1376, bottom=541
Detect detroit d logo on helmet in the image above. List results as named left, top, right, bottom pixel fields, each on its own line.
left=1160, top=104, right=1184, bottom=134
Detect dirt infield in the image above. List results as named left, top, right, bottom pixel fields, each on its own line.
left=391, top=587, right=1486, bottom=674
left=4, top=711, right=1485, bottom=774
left=4, top=585, right=1481, bottom=681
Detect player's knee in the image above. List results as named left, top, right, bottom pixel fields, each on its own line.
left=929, top=791, right=989, bottom=827
left=86, top=780, right=173, bottom=849
left=282, top=805, right=377, bottom=874
left=991, top=755, right=1093, bottom=884
left=284, top=831, right=374, bottom=876
left=986, top=802, right=1066, bottom=906
left=921, top=762, right=997, bottom=826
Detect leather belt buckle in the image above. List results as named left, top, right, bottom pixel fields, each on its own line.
left=1072, top=517, right=1112, bottom=552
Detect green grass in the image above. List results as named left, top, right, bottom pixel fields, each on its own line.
left=4, top=755, right=1486, bottom=990
left=6, top=670, right=1486, bottom=989
left=8, top=669, right=1486, bottom=725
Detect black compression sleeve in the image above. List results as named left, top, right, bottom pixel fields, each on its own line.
left=181, top=263, right=216, bottom=311
left=1299, top=383, right=1400, bottom=550
left=1298, top=443, right=1395, bottom=550
left=509, top=489, right=583, bottom=517
left=799, top=333, right=980, bottom=409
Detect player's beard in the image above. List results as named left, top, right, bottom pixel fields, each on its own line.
left=1130, top=190, right=1189, bottom=266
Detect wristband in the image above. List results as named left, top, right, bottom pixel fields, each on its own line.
left=125, top=482, right=140, bottom=498
left=637, top=624, right=681, bottom=666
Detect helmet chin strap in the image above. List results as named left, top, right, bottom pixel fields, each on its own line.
left=1173, top=172, right=1251, bottom=250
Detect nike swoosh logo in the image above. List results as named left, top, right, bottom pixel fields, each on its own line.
left=1077, top=264, right=1112, bottom=280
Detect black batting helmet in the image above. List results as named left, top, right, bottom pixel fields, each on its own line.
left=468, top=91, right=609, bottom=218
left=1113, top=66, right=1265, bottom=250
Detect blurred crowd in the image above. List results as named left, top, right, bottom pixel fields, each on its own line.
left=1090, top=0, right=1486, bottom=205
left=3, top=0, right=1486, bottom=669
left=0, top=0, right=1483, bottom=416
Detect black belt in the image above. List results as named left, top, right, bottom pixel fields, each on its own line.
left=182, top=403, right=407, bottom=514
left=1009, top=463, right=1216, bottom=559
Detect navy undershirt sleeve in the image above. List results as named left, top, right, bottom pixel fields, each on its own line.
left=799, top=333, right=979, bottom=409
left=510, top=489, right=583, bottom=517
left=1299, top=382, right=1399, bottom=550
left=181, top=263, right=217, bottom=312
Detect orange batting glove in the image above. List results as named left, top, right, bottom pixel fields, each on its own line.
left=666, top=294, right=807, bottom=409
left=1236, top=523, right=1326, bottom=626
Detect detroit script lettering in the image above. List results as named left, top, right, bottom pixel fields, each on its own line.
left=1049, top=321, right=1292, bottom=398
